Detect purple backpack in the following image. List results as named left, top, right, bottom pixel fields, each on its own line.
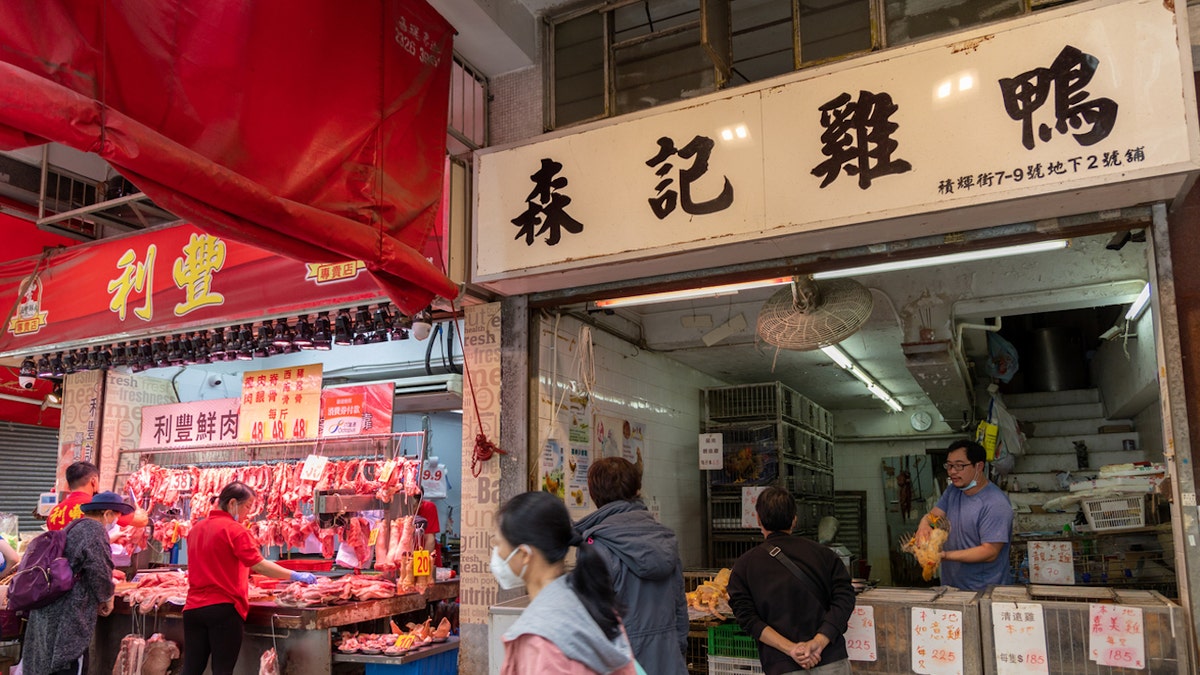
left=7, top=520, right=78, bottom=612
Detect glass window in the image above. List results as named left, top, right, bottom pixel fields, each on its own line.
left=553, top=12, right=606, bottom=127
left=799, top=0, right=873, bottom=63
left=885, top=0, right=1025, bottom=47
left=730, top=0, right=795, bottom=84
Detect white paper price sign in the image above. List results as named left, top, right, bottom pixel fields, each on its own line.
left=1028, top=541, right=1074, bottom=585
left=846, top=605, right=877, bottom=661
left=912, top=607, right=963, bottom=675
left=992, top=603, right=1049, bottom=674
left=300, top=454, right=330, bottom=482
left=699, top=433, right=723, bottom=470
left=1089, top=604, right=1145, bottom=669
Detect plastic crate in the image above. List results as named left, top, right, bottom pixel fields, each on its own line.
left=707, top=624, right=758, bottom=659
left=708, top=655, right=762, bottom=675
left=276, top=558, right=334, bottom=571
left=1082, top=495, right=1145, bottom=531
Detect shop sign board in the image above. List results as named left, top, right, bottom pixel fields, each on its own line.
left=100, top=372, right=178, bottom=490
left=138, top=398, right=241, bottom=451
left=0, top=224, right=384, bottom=358
left=57, top=369, right=105, bottom=492
left=319, top=383, right=394, bottom=437
left=237, top=365, right=323, bottom=442
left=474, top=0, right=1198, bottom=291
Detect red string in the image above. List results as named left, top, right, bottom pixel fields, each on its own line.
left=451, top=305, right=506, bottom=477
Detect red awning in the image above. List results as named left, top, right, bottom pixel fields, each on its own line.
left=0, top=0, right=458, bottom=314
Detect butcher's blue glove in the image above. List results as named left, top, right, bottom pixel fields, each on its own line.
left=290, top=571, right=317, bottom=584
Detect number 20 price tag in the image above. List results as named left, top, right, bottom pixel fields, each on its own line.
left=413, top=550, right=433, bottom=577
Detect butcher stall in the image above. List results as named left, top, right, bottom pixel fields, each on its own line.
left=99, top=574, right=460, bottom=675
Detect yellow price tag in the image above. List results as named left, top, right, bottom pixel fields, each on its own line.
left=369, top=526, right=379, bottom=546
left=378, top=459, right=397, bottom=483
left=394, top=634, right=416, bottom=650
left=413, top=549, right=433, bottom=577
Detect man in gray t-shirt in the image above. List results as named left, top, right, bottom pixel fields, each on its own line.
left=916, top=440, right=1014, bottom=591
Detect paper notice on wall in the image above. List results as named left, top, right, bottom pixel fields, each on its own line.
left=845, top=605, right=877, bottom=661
left=622, top=420, right=644, bottom=466
left=699, top=433, right=723, bottom=470
left=991, top=603, right=1050, bottom=674
left=1028, top=541, right=1074, bottom=585
left=566, top=445, right=590, bottom=509
left=1089, top=604, right=1145, bottom=669
left=595, top=414, right=623, bottom=459
left=911, top=607, right=963, bottom=675
left=741, top=486, right=768, bottom=528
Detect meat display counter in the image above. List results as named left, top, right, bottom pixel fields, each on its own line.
left=96, top=580, right=460, bottom=675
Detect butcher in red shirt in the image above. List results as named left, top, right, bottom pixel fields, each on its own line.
left=47, top=462, right=134, bottom=530
left=182, top=481, right=316, bottom=675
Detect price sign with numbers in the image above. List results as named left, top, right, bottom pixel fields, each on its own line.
left=1028, top=541, right=1073, bottom=585
left=846, top=605, right=877, bottom=661
left=699, top=433, right=723, bottom=470
left=912, top=607, right=963, bottom=675
left=413, top=549, right=433, bottom=577
left=992, top=602, right=1049, bottom=674
left=1089, top=604, right=1145, bottom=669
left=300, top=454, right=329, bottom=482
left=394, top=634, right=416, bottom=650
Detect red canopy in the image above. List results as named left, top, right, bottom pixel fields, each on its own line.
left=0, top=0, right=457, bottom=313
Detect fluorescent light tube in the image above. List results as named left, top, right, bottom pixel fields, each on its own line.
left=820, top=345, right=854, bottom=369
left=813, top=240, right=1068, bottom=280
left=595, top=277, right=791, bottom=309
left=822, top=344, right=902, bottom=412
left=1125, top=283, right=1151, bottom=321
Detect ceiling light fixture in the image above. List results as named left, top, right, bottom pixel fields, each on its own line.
left=594, top=241, right=1067, bottom=309
left=820, top=344, right=903, bottom=412
left=1125, top=283, right=1151, bottom=321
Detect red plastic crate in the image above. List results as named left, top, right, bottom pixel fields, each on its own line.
left=275, top=558, right=333, bottom=572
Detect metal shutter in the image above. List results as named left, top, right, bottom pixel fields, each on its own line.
left=0, top=423, right=58, bottom=532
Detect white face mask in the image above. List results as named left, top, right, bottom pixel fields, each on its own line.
left=490, top=545, right=528, bottom=590
left=959, top=465, right=979, bottom=492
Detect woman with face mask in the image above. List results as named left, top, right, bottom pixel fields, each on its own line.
left=182, top=482, right=317, bottom=675
left=495, top=491, right=638, bottom=675
left=23, top=491, right=131, bottom=675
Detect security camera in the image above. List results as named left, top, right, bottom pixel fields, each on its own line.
left=18, top=375, right=35, bottom=390
left=206, top=373, right=224, bottom=387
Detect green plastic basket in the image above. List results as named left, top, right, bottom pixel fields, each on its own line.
left=707, top=624, right=759, bottom=659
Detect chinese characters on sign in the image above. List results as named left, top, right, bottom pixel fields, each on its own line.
left=813, top=90, right=912, bottom=190
left=999, top=45, right=1118, bottom=151
left=1088, top=604, right=1145, bottom=669
left=139, top=399, right=241, bottom=450
left=1028, top=541, right=1074, bottom=585
left=646, top=135, right=734, bottom=218
left=740, top=486, right=768, bottom=529
left=991, top=603, right=1050, bottom=675
left=699, top=433, right=723, bottom=470
left=237, top=365, right=323, bottom=442
left=512, top=158, right=584, bottom=246
left=108, top=245, right=157, bottom=321
left=937, top=148, right=1144, bottom=195
left=173, top=233, right=226, bottom=315
left=845, top=605, right=877, bottom=662
left=911, top=607, right=963, bottom=675
left=319, top=384, right=394, bottom=437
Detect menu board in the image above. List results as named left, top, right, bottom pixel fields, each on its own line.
left=912, top=607, right=963, bottom=675
left=1089, top=604, right=1145, bottom=669
left=991, top=603, right=1050, bottom=674
left=1028, top=541, right=1074, bottom=584
left=845, top=605, right=877, bottom=661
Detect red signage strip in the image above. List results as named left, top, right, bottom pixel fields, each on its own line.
left=0, top=224, right=384, bottom=357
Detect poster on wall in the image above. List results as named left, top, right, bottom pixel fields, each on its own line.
left=319, top=383, right=394, bottom=437
left=540, top=439, right=566, bottom=498
left=594, top=414, right=624, bottom=459
left=622, top=420, right=645, bottom=468
left=100, top=373, right=179, bottom=490
left=459, top=302, right=503, bottom=626
left=566, top=392, right=593, bottom=511
left=57, top=370, right=105, bottom=492
left=237, top=364, right=323, bottom=442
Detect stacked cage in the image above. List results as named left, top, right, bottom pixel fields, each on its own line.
left=850, top=587, right=984, bottom=675
left=702, top=382, right=835, bottom=568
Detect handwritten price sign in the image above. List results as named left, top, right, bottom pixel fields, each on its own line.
left=413, top=550, right=433, bottom=577
left=992, top=602, right=1050, bottom=674
left=846, top=605, right=877, bottom=661
left=1089, top=604, right=1145, bottom=669
left=912, top=607, right=963, bottom=675
left=1028, top=541, right=1073, bottom=585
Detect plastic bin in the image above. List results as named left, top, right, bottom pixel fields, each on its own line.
left=708, top=655, right=762, bottom=675
left=707, top=624, right=758, bottom=659
left=275, top=558, right=334, bottom=571
left=1082, top=495, right=1145, bottom=531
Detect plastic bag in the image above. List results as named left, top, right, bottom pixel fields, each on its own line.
left=989, top=394, right=1028, bottom=459
left=986, top=332, right=1020, bottom=383
left=0, top=513, right=17, bottom=550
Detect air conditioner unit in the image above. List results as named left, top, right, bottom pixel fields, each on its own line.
left=394, top=374, right=463, bottom=413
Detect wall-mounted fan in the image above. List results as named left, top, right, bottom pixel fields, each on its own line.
left=756, top=276, right=873, bottom=351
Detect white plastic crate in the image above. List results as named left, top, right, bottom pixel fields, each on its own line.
left=708, top=655, right=762, bottom=675
left=1082, top=495, right=1145, bottom=531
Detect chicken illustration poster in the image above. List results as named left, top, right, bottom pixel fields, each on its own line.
left=540, top=438, right=565, bottom=498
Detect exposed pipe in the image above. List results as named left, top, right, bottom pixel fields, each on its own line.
left=955, top=315, right=1002, bottom=354
left=38, top=145, right=49, bottom=221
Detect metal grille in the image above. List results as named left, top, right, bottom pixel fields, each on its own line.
left=1010, top=527, right=1176, bottom=597
left=702, top=382, right=831, bottom=436
left=0, top=423, right=59, bottom=532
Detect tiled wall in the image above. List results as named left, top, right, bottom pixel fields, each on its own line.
left=536, top=314, right=727, bottom=567
left=489, top=65, right=544, bottom=146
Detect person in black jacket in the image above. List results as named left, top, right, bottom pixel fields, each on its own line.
left=728, top=487, right=856, bottom=674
